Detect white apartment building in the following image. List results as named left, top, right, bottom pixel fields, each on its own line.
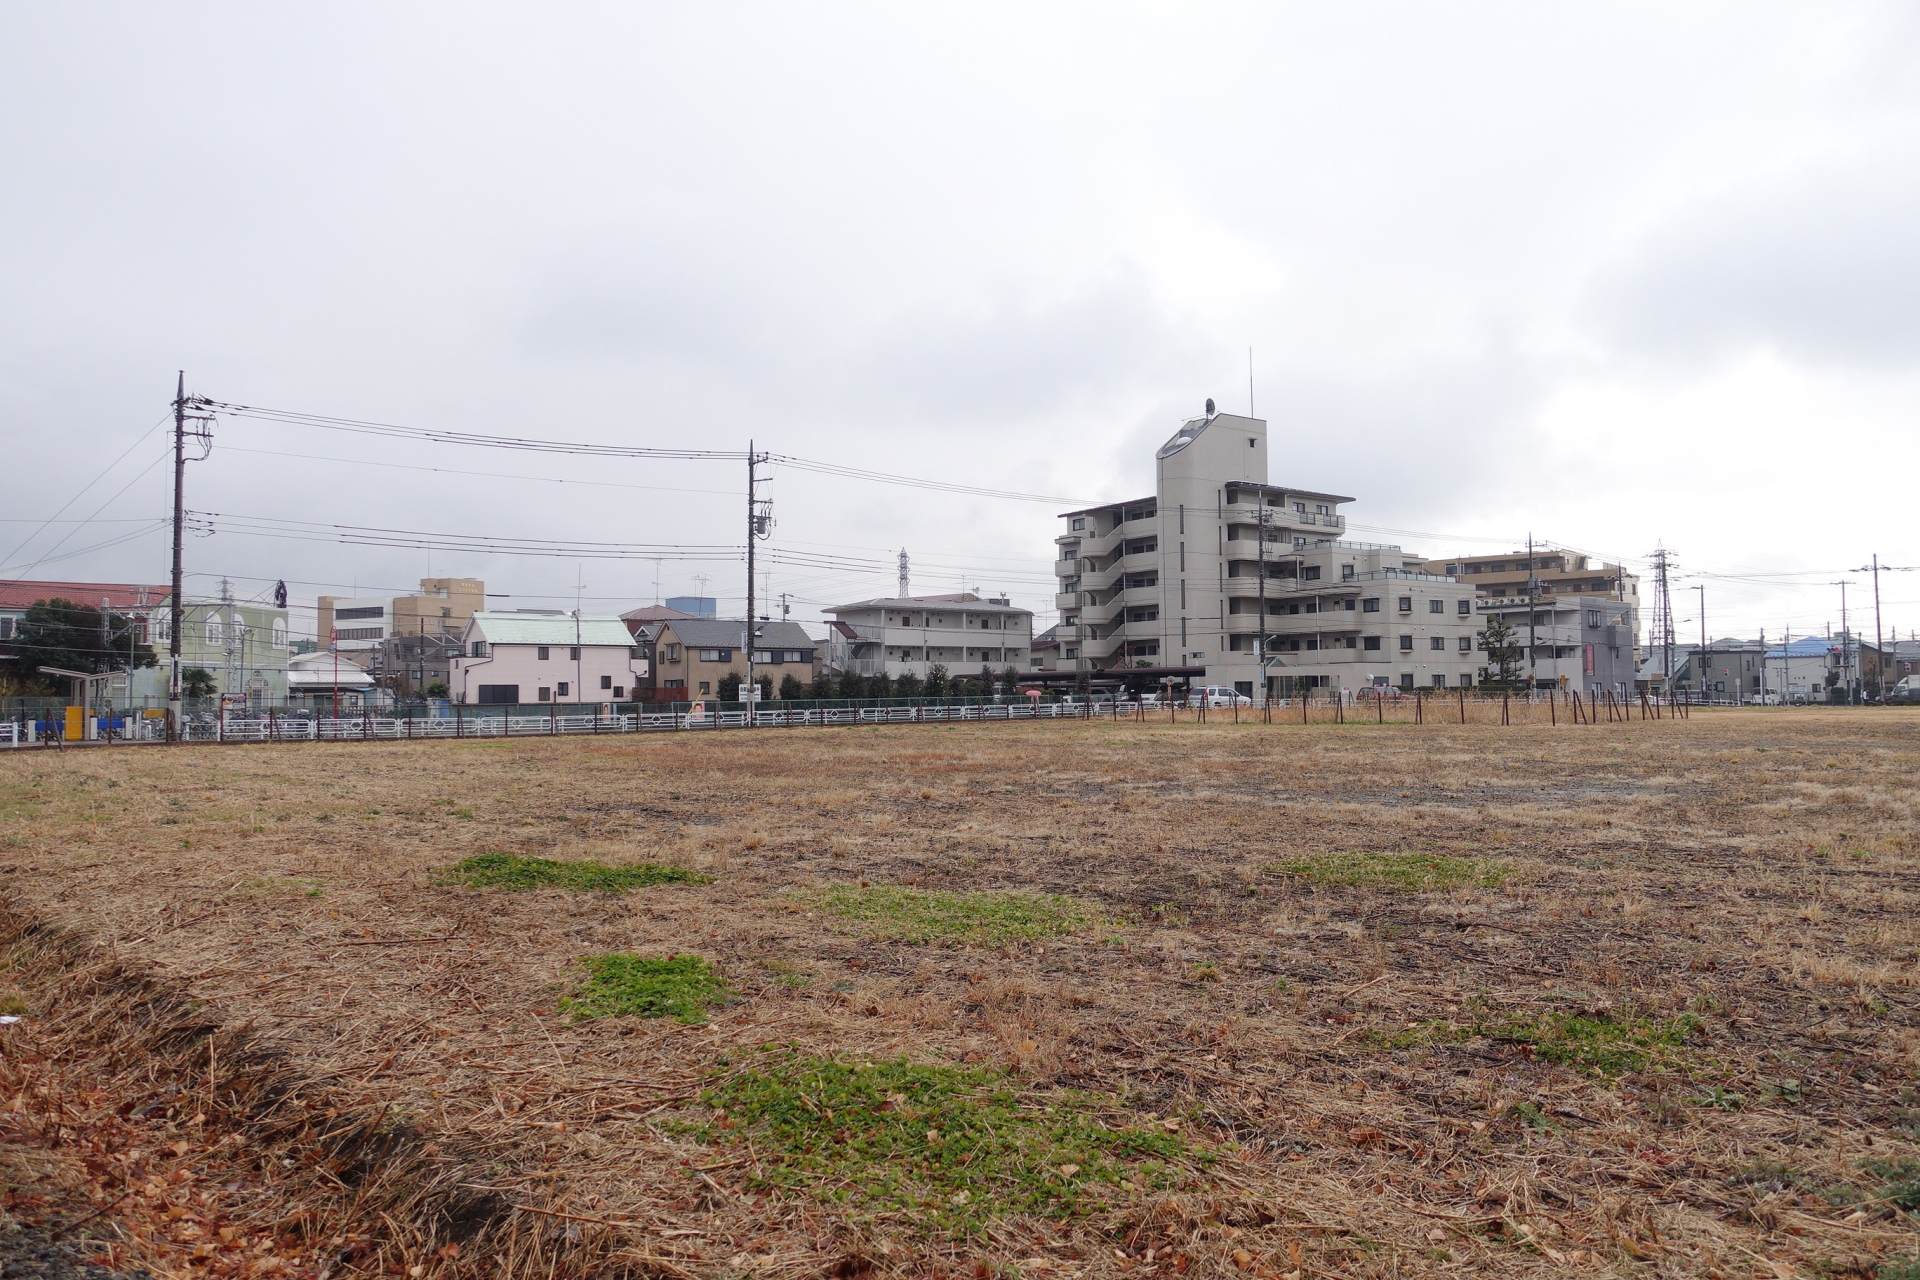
left=1475, top=596, right=1639, bottom=698
left=1054, top=405, right=1487, bottom=698
left=824, top=593, right=1032, bottom=680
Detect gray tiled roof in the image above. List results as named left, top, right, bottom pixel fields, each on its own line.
left=658, top=619, right=818, bottom=649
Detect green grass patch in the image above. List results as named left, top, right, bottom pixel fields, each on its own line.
left=1264, top=851, right=1509, bottom=892
left=562, top=954, right=727, bottom=1023
left=441, top=852, right=709, bottom=892
left=1489, top=1009, right=1699, bottom=1075
left=798, top=883, right=1089, bottom=946
left=692, top=1051, right=1195, bottom=1230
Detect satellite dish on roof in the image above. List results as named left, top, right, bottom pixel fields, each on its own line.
left=1205, top=398, right=1216, bottom=416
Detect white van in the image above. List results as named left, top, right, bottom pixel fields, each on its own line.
left=1188, top=685, right=1253, bottom=708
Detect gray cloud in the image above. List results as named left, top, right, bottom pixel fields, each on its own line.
left=1589, top=147, right=1920, bottom=365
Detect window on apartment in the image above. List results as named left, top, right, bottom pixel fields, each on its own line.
left=556, top=681, right=570, bottom=698
left=1430, top=636, right=1445, bottom=651
left=1341, top=564, right=1355, bottom=580
left=536, top=646, right=549, bottom=660
left=470, top=640, right=487, bottom=657
left=1124, top=505, right=1156, bottom=522
left=698, top=681, right=711, bottom=694
left=1428, top=599, right=1444, bottom=614
left=613, top=686, right=625, bottom=698
left=1063, top=615, right=1078, bottom=626
left=1362, top=598, right=1380, bottom=613
left=1064, top=647, right=1079, bottom=659
left=1125, top=538, right=1157, bottom=555
left=205, top=619, right=222, bottom=645
left=662, top=643, right=680, bottom=662
left=1399, top=634, right=1414, bottom=651
left=1587, top=610, right=1601, bottom=628
left=1126, top=607, right=1159, bottom=622
left=697, top=648, right=731, bottom=662
left=1123, top=572, right=1158, bottom=589
left=1363, top=635, right=1381, bottom=651
left=537, top=686, right=552, bottom=702
left=1458, top=636, right=1472, bottom=652
left=1397, top=597, right=1413, bottom=612
left=270, top=621, right=288, bottom=648
left=1457, top=599, right=1471, bottom=616
left=569, top=646, right=581, bottom=660
left=1302, top=566, right=1321, bottom=581
left=1070, top=517, right=1086, bottom=531
left=1128, top=642, right=1159, bottom=657
left=600, top=674, right=613, bottom=689
left=664, top=679, right=685, bottom=689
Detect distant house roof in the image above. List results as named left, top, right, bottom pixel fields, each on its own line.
left=826, top=594, right=1030, bottom=615
left=1031, top=624, right=1062, bottom=649
left=288, top=649, right=376, bottom=689
left=658, top=619, right=818, bottom=649
left=1765, top=637, right=1837, bottom=659
left=620, top=604, right=703, bottom=627
left=467, top=613, right=637, bottom=647
left=0, top=580, right=171, bottom=611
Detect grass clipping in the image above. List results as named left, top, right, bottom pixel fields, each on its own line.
left=1266, top=850, right=1509, bottom=892
left=693, top=1052, right=1195, bottom=1231
left=799, top=883, right=1089, bottom=946
left=443, top=853, right=709, bottom=892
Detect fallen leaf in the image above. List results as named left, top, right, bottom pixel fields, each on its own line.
left=1058, top=1163, right=1080, bottom=1178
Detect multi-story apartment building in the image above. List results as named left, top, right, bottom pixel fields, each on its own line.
left=824, top=594, right=1032, bottom=680
left=1419, top=549, right=1639, bottom=606
left=1475, top=595, right=1639, bottom=697
left=1053, top=407, right=1486, bottom=697
left=317, top=578, right=485, bottom=653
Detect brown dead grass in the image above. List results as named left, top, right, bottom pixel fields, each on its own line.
left=0, top=708, right=1917, bottom=1278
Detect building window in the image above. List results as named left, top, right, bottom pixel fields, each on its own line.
left=697, top=648, right=731, bottom=662
left=537, top=646, right=549, bottom=660
left=1587, top=610, right=1601, bottom=628
left=1341, top=564, right=1355, bottom=580
left=1064, top=647, right=1079, bottom=659
left=1399, top=634, right=1414, bottom=651
left=470, top=640, right=487, bottom=657
left=569, top=646, right=581, bottom=660
left=1458, top=636, right=1472, bottom=652
left=1302, top=566, right=1321, bottom=581
left=205, top=619, right=222, bottom=645
left=1397, top=597, right=1413, bottom=612
left=664, top=679, right=686, bottom=689
left=270, top=620, right=288, bottom=648
left=537, top=686, right=552, bottom=702
left=614, top=686, right=625, bottom=697
left=556, top=681, right=570, bottom=697
left=1457, top=599, right=1471, bottom=615
left=600, top=674, right=613, bottom=689
left=1363, top=636, right=1381, bottom=651
left=662, top=643, right=681, bottom=662
left=1429, top=599, right=1444, bottom=614
left=1432, top=675, right=1446, bottom=688
left=1430, top=636, right=1445, bottom=651
left=1362, top=598, right=1380, bottom=613
left=698, top=681, right=711, bottom=694
left=1071, top=518, right=1085, bottom=531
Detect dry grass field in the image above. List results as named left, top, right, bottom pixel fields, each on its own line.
left=0, top=709, right=1917, bottom=1280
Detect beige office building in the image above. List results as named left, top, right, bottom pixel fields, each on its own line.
left=1053, top=406, right=1486, bottom=697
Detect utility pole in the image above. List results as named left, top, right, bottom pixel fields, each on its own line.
left=744, top=444, right=772, bottom=703
left=1650, top=544, right=1675, bottom=693
left=168, top=373, right=186, bottom=740
left=1694, top=584, right=1706, bottom=697
left=778, top=592, right=792, bottom=622
left=1840, top=581, right=1852, bottom=704
left=1526, top=534, right=1538, bottom=691
left=1871, top=554, right=1884, bottom=701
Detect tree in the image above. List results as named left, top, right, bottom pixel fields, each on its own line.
left=1073, top=666, right=1091, bottom=698
left=809, top=670, right=834, bottom=699
left=894, top=671, right=923, bottom=698
left=779, top=673, right=805, bottom=701
left=866, top=671, right=893, bottom=699
left=999, top=665, right=1020, bottom=697
left=1477, top=616, right=1525, bottom=690
left=924, top=663, right=949, bottom=698
left=978, top=664, right=995, bottom=699
left=424, top=680, right=450, bottom=700
left=836, top=668, right=866, bottom=699
left=181, top=668, right=217, bottom=699
left=11, top=598, right=157, bottom=690
left=717, top=672, right=743, bottom=701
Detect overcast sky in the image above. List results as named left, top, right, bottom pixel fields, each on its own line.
left=4, top=4, right=1917, bottom=645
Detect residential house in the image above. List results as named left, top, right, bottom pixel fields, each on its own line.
left=823, top=594, right=1032, bottom=681
left=650, top=619, right=819, bottom=698
left=0, top=580, right=169, bottom=686
left=287, top=648, right=378, bottom=711
left=449, top=612, right=647, bottom=705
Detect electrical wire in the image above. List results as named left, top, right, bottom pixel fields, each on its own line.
left=0, top=413, right=169, bottom=571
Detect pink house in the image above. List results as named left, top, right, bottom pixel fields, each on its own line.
left=449, top=612, right=648, bottom=705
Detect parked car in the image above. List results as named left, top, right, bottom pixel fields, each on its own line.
left=1188, top=685, right=1253, bottom=708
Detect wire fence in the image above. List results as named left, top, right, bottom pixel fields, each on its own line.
left=0, top=687, right=1718, bottom=747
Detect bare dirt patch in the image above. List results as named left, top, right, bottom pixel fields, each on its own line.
left=1, top=709, right=1917, bottom=1277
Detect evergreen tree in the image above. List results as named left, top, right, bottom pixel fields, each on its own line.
left=867, top=671, right=893, bottom=699
left=809, top=670, right=834, bottom=699
left=895, top=671, right=923, bottom=698
left=1000, top=665, right=1020, bottom=697
left=12, top=598, right=157, bottom=690
left=924, top=663, right=949, bottom=698
left=717, top=672, right=743, bottom=701
left=837, top=668, right=866, bottom=699
left=757, top=674, right=773, bottom=701
left=779, top=673, right=805, bottom=701
left=1477, top=616, right=1525, bottom=690
left=978, top=664, right=994, bottom=698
